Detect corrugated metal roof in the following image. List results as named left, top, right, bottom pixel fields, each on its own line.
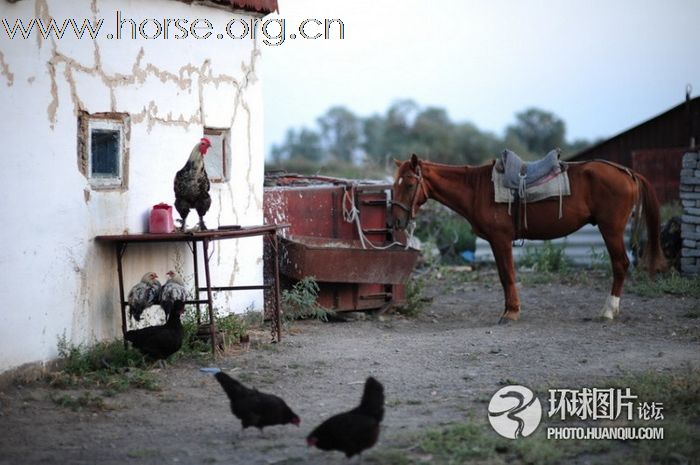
left=567, top=96, right=700, bottom=163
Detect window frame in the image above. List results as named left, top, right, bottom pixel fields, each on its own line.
left=203, top=127, right=230, bottom=183
left=78, top=112, right=130, bottom=191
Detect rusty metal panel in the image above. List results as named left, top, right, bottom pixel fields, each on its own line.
left=357, top=189, right=392, bottom=245
left=265, top=186, right=345, bottom=238
left=264, top=182, right=394, bottom=242
left=279, top=236, right=419, bottom=284
left=632, top=148, right=685, bottom=204
left=316, top=283, right=393, bottom=312
left=263, top=177, right=417, bottom=312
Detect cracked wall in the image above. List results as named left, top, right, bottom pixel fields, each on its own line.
left=0, top=0, right=267, bottom=373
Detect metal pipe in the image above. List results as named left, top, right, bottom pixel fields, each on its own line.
left=202, top=239, right=216, bottom=355
left=192, top=239, right=201, bottom=325
left=200, top=285, right=270, bottom=291
left=115, top=243, right=128, bottom=348
left=272, top=232, right=282, bottom=342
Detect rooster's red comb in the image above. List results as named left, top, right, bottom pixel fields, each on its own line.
left=200, top=137, right=211, bottom=145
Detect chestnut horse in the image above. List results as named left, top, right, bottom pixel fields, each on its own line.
left=392, top=154, right=666, bottom=323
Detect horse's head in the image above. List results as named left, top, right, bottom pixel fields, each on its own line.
left=391, top=154, right=429, bottom=230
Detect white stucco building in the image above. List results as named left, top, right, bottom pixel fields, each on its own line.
left=0, top=0, right=278, bottom=375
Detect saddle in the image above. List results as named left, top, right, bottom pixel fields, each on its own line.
left=492, top=148, right=571, bottom=239
left=496, top=148, right=564, bottom=190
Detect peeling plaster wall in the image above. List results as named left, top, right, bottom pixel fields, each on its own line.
left=0, top=0, right=266, bottom=373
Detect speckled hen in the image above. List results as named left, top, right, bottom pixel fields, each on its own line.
left=159, top=270, right=188, bottom=318
left=127, top=271, right=161, bottom=322
left=174, top=137, right=212, bottom=231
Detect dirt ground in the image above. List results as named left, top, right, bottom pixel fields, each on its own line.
left=0, top=268, right=698, bottom=465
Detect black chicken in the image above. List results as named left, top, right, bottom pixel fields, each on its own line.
left=127, top=271, right=161, bottom=321
left=214, top=371, right=300, bottom=432
left=174, top=137, right=212, bottom=231
left=125, top=300, right=185, bottom=362
left=307, top=377, right=385, bottom=458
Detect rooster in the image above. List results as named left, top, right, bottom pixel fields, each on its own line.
left=127, top=272, right=161, bottom=322
left=214, top=371, right=300, bottom=432
left=159, top=270, right=188, bottom=318
left=125, top=300, right=185, bottom=363
left=174, top=137, right=212, bottom=231
left=307, top=377, right=385, bottom=458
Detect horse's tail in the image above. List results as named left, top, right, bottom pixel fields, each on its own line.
left=635, top=174, right=667, bottom=277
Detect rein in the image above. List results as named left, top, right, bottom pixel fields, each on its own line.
left=391, top=165, right=429, bottom=219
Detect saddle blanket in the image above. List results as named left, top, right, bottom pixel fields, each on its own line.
left=492, top=165, right=571, bottom=203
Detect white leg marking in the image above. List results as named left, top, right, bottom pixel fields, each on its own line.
left=601, top=295, right=620, bottom=320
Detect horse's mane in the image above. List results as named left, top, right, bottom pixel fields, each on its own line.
left=419, top=158, right=494, bottom=169
left=419, top=159, right=493, bottom=183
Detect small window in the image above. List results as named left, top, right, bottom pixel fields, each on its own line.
left=91, top=125, right=120, bottom=177
left=204, top=128, right=229, bottom=182
left=78, top=112, right=129, bottom=189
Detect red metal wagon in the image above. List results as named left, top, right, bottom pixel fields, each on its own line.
left=263, top=175, right=419, bottom=313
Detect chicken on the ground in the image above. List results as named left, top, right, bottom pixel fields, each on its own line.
left=214, top=371, right=300, bottom=433
left=307, top=377, right=385, bottom=458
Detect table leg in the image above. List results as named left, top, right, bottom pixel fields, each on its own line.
left=115, top=243, right=128, bottom=348
left=202, top=238, right=216, bottom=355
left=271, top=232, right=282, bottom=342
left=192, top=240, right=201, bottom=325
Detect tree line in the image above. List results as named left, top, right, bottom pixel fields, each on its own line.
left=268, top=99, right=595, bottom=177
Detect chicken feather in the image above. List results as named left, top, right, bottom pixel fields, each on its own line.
left=127, top=272, right=161, bottom=322
left=160, top=270, right=188, bottom=318
left=214, top=371, right=300, bottom=432
left=174, top=138, right=212, bottom=231
left=125, top=300, right=185, bottom=361
left=307, top=377, right=385, bottom=458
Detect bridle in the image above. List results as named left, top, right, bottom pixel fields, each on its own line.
left=391, top=164, right=429, bottom=220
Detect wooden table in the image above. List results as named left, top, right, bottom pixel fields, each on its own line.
left=96, top=224, right=289, bottom=354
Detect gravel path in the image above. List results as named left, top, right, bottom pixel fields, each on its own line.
left=1, top=270, right=697, bottom=465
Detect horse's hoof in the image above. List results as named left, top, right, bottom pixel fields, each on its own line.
left=497, top=317, right=511, bottom=325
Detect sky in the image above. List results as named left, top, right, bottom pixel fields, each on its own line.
left=259, top=0, right=700, bottom=158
